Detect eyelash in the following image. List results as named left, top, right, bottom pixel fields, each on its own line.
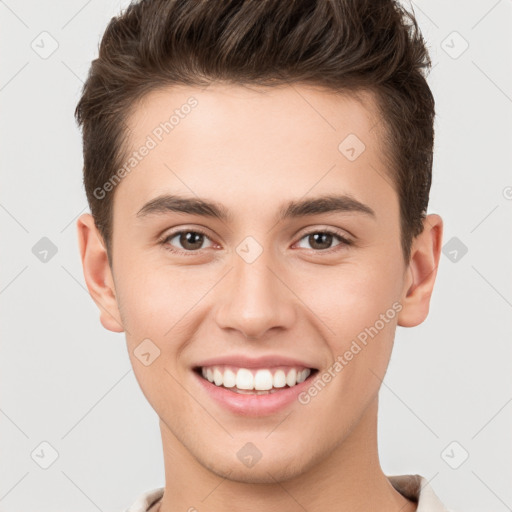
left=159, top=228, right=353, bottom=256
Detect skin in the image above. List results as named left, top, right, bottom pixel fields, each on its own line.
left=77, top=83, right=442, bottom=512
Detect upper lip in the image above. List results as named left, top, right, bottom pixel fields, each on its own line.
left=193, top=354, right=318, bottom=370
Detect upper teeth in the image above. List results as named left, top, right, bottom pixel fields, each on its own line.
left=201, top=366, right=312, bottom=390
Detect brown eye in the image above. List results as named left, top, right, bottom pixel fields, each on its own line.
left=163, top=230, right=213, bottom=253
left=296, top=230, right=351, bottom=251
left=308, top=232, right=334, bottom=250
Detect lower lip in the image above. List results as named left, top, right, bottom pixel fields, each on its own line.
left=193, top=370, right=316, bottom=417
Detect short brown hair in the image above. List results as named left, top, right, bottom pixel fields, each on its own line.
left=75, top=0, right=435, bottom=264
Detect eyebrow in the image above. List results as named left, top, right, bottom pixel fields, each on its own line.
left=136, top=193, right=376, bottom=223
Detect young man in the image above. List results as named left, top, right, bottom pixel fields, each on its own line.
left=75, top=0, right=448, bottom=510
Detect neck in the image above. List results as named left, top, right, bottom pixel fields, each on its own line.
left=157, top=396, right=416, bottom=512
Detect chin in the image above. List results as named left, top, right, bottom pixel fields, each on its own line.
left=212, top=464, right=303, bottom=485
left=200, top=451, right=311, bottom=485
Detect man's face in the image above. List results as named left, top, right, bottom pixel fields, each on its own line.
left=105, top=84, right=410, bottom=482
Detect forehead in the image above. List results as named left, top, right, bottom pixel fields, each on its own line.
left=127, top=82, right=382, bottom=152
left=115, top=83, right=396, bottom=224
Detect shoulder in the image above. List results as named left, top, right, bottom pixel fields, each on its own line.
left=388, top=474, right=458, bottom=512
left=123, top=487, right=164, bottom=512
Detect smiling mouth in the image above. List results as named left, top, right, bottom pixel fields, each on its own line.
left=193, top=365, right=319, bottom=395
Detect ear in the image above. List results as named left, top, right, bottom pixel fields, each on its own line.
left=76, top=213, right=124, bottom=333
left=397, top=214, right=443, bottom=327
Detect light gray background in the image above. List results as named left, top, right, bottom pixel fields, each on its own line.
left=1, top=1, right=511, bottom=511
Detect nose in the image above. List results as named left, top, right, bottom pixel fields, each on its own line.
left=215, top=246, right=297, bottom=340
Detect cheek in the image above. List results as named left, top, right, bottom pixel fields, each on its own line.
left=331, top=258, right=403, bottom=391
left=115, top=259, right=196, bottom=336
left=304, top=254, right=404, bottom=345
left=115, top=264, right=199, bottom=414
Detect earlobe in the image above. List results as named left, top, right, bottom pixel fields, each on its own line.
left=76, top=213, right=125, bottom=333
left=397, top=214, right=443, bottom=328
